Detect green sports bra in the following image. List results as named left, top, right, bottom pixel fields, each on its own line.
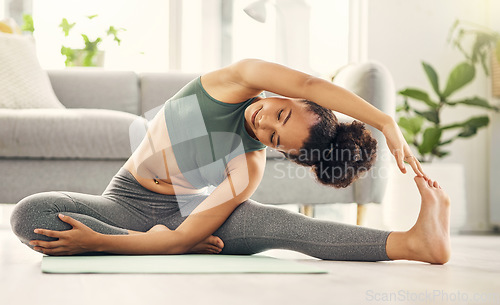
left=164, top=76, right=266, bottom=189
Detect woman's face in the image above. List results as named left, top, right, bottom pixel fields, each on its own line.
left=244, top=97, right=319, bottom=154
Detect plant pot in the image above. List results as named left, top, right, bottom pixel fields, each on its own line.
left=383, top=163, right=466, bottom=233
left=71, top=49, right=105, bottom=67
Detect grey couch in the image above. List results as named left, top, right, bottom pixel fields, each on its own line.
left=0, top=63, right=395, bottom=223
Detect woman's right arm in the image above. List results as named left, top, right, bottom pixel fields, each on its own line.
left=94, top=227, right=186, bottom=255
left=93, top=150, right=266, bottom=255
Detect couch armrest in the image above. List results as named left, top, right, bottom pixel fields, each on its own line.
left=332, top=61, right=396, bottom=118
left=47, top=69, right=141, bottom=115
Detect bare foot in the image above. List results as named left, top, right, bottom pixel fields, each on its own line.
left=187, top=235, right=224, bottom=254
left=404, top=176, right=451, bottom=264
left=145, top=224, right=224, bottom=254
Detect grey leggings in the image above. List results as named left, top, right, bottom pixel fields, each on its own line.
left=10, top=167, right=392, bottom=261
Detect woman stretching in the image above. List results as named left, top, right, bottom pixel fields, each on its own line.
left=10, top=59, right=451, bottom=264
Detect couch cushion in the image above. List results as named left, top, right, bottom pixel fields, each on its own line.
left=140, top=72, right=200, bottom=114
left=0, top=108, right=143, bottom=159
left=0, top=32, right=65, bottom=109
left=48, top=70, right=140, bottom=115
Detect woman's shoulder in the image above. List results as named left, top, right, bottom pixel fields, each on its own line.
left=200, top=60, right=264, bottom=104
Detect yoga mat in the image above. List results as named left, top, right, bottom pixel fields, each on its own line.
left=41, top=254, right=328, bottom=274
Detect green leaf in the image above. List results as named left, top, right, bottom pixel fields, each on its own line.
left=422, top=62, right=441, bottom=97
left=440, top=123, right=463, bottom=130
left=435, top=150, right=451, bottom=158
left=59, top=18, right=75, bottom=37
left=60, top=46, right=75, bottom=66
left=398, top=88, right=439, bottom=108
left=419, top=127, right=442, bottom=155
left=457, top=127, right=477, bottom=138
left=398, top=116, right=424, bottom=134
left=401, top=130, right=415, bottom=144
left=414, top=110, right=439, bottom=124
left=106, top=26, right=126, bottom=46
left=438, top=138, right=453, bottom=146
left=442, top=62, right=475, bottom=98
left=21, top=14, right=34, bottom=33
left=448, top=116, right=490, bottom=138
left=396, top=105, right=406, bottom=112
left=396, top=98, right=411, bottom=113
left=447, top=97, right=499, bottom=111
left=87, top=14, right=99, bottom=19
left=82, top=35, right=101, bottom=52
left=441, top=116, right=490, bottom=131
left=465, top=116, right=490, bottom=128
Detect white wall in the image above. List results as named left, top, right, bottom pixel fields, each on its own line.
left=0, top=1, right=5, bottom=19
left=366, top=0, right=497, bottom=231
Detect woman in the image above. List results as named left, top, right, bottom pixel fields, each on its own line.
left=10, top=59, right=451, bottom=264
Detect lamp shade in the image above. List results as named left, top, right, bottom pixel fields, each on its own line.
left=244, top=0, right=268, bottom=23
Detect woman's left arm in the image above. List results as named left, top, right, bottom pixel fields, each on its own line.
left=231, top=59, right=426, bottom=177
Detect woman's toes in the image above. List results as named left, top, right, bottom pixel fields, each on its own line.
left=214, top=236, right=224, bottom=249
left=427, top=179, right=434, bottom=187
left=207, top=236, right=224, bottom=249
left=433, top=181, right=439, bottom=188
left=414, top=176, right=429, bottom=194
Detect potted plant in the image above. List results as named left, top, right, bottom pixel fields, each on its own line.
left=448, top=20, right=500, bottom=96
left=21, top=14, right=34, bottom=33
left=59, top=15, right=125, bottom=67
left=384, top=21, right=499, bottom=233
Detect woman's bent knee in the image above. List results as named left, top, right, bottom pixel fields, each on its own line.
left=10, top=191, right=72, bottom=243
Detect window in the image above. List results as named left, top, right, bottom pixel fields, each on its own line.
left=32, top=0, right=170, bottom=71
left=0, top=1, right=5, bottom=19
left=232, top=0, right=349, bottom=78
left=232, top=0, right=277, bottom=64
left=23, top=0, right=349, bottom=76
left=308, top=0, right=349, bottom=77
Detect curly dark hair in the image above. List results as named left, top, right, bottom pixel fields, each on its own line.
left=284, top=99, right=377, bottom=188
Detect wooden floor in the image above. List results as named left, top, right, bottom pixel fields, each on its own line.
left=1, top=225, right=499, bottom=305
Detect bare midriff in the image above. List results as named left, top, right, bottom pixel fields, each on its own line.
left=122, top=105, right=207, bottom=195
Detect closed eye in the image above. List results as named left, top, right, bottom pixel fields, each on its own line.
left=278, top=109, right=283, bottom=120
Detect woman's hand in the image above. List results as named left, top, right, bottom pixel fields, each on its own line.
left=29, top=214, right=99, bottom=256
left=382, top=119, right=427, bottom=178
left=146, top=224, right=224, bottom=254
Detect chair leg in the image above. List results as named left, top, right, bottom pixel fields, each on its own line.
left=299, top=204, right=314, bottom=217
left=356, top=204, right=366, bottom=225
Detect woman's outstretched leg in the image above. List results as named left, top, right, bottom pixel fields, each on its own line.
left=213, top=176, right=451, bottom=264
left=213, top=200, right=391, bottom=261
